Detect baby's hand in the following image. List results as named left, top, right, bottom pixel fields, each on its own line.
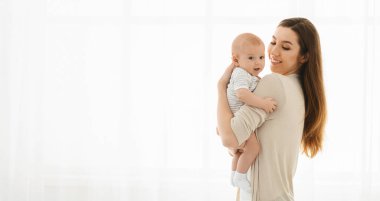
left=262, top=97, right=277, bottom=113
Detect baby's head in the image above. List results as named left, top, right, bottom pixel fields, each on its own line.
left=231, top=33, right=265, bottom=76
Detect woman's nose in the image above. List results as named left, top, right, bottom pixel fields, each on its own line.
left=270, top=45, right=280, bottom=56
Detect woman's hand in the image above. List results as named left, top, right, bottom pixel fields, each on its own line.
left=218, top=63, right=236, bottom=90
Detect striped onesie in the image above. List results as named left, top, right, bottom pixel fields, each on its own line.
left=227, top=67, right=260, bottom=114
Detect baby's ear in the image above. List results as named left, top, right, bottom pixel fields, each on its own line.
left=231, top=55, right=239, bottom=65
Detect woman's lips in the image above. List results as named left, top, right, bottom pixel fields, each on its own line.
left=270, top=57, right=281, bottom=64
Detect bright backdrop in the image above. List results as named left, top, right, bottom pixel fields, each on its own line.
left=0, top=0, right=380, bottom=200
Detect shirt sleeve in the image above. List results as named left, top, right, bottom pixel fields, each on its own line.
left=231, top=73, right=286, bottom=145
left=231, top=68, right=251, bottom=90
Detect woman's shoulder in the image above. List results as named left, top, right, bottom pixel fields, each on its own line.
left=260, top=73, right=298, bottom=85
left=255, top=73, right=287, bottom=106
left=262, top=72, right=288, bottom=79
left=259, top=73, right=284, bottom=86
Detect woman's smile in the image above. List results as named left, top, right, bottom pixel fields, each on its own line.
left=270, top=56, right=281, bottom=65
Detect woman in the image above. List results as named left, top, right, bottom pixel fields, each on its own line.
left=217, top=17, right=327, bottom=201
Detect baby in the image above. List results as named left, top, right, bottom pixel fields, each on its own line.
left=227, top=33, right=277, bottom=192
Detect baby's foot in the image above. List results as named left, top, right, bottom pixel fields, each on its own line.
left=240, top=188, right=253, bottom=201
left=233, top=172, right=251, bottom=192
left=231, top=171, right=236, bottom=187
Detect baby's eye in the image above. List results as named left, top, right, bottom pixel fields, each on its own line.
left=259, top=56, right=265, bottom=59
left=248, top=56, right=254, bottom=60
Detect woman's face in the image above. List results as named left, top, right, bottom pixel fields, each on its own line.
left=268, top=26, right=303, bottom=75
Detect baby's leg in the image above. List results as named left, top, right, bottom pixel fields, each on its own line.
left=230, top=149, right=241, bottom=187
left=231, top=149, right=241, bottom=171
left=233, top=132, right=260, bottom=192
left=236, top=132, right=260, bottom=173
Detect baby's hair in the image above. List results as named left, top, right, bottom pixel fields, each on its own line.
left=231, top=33, right=264, bottom=56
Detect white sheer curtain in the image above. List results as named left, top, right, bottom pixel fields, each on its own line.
left=1, top=0, right=379, bottom=200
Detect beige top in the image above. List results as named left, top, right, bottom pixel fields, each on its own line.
left=231, top=73, right=305, bottom=201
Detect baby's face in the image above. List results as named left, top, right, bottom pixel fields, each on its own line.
left=236, top=44, right=265, bottom=77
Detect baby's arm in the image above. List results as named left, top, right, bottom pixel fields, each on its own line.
left=235, top=88, right=277, bottom=113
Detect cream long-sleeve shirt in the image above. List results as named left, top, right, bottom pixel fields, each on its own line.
left=231, top=73, right=305, bottom=201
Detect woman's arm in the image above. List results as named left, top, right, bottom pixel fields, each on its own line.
left=217, top=64, right=240, bottom=149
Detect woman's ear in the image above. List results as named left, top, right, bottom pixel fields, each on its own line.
left=299, top=53, right=309, bottom=64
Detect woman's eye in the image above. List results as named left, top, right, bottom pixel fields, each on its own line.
left=283, top=46, right=290, bottom=50
left=270, top=41, right=276, bottom=45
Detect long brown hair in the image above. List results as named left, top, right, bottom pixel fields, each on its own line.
left=279, top=18, right=327, bottom=158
